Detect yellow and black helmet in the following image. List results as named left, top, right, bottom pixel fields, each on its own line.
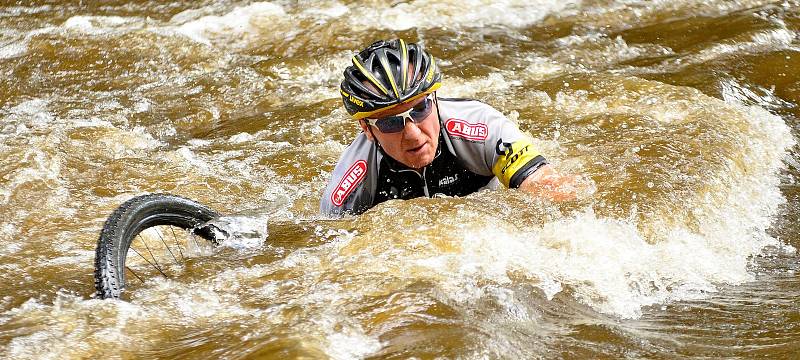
left=340, top=39, right=442, bottom=120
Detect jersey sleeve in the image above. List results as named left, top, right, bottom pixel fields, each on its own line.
left=319, top=135, right=376, bottom=217
left=488, top=120, right=548, bottom=188
left=480, top=107, right=548, bottom=188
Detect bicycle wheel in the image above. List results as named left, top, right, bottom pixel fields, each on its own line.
left=94, top=193, right=221, bottom=299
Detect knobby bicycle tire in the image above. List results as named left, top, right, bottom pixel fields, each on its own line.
left=94, top=193, right=220, bottom=299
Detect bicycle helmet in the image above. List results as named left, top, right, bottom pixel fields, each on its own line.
left=340, top=39, right=442, bottom=120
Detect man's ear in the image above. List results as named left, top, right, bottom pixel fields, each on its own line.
left=359, top=120, right=374, bottom=142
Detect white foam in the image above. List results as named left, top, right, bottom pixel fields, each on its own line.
left=302, top=3, right=349, bottom=18
left=69, top=117, right=114, bottom=128
left=0, top=26, right=54, bottom=59
left=555, top=33, right=674, bottom=67
left=5, top=99, right=55, bottom=128
left=337, top=195, right=784, bottom=319
left=44, top=251, right=93, bottom=266
left=0, top=148, right=63, bottom=205
left=157, top=0, right=579, bottom=47
left=1, top=288, right=261, bottom=359
left=0, top=5, right=51, bottom=16
left=266, top=247, right=383, bottom=359
left=689, top=28, right=798, bottom=65
left=267, top=52, right=350, bottom=103
left=322, top=316, right=382, bottom=360
left=563, top=0, right=778, bottom=32
left=62, top=15, right=138, bottom=33
left=132, top=98, right=151, bottom=113
left=751, top=28, right=795, bottom=46
left=199, top=252, right=382, bottom=359
left=549, top=86, right=791, bottom=316
left=522, top=56, right=565, bottom=79
left=3, top=294, right=141, bottom=359
left=439, top=73, right=521, bottom=98
left=229, top=132, right=255, bottom=143
left=349, top=0, right=580, bottom=31
left=0, top=237, right=22, bottom=256
left=204, top=213, right=269, bottom=250
left=173, top=2, right=286, bottom=45
left=93, top=126, right=164, bottom=158
left=0, top=39, right=28, bottom=59
left=525, top=211, right=768, bottom=317
left=0, top=14, right=142, bottom=60
left=721, top=77, right=795, bottom=111
left=175, top=146, right=211, bottom=171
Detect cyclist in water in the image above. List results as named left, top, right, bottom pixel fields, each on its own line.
left=320, top=39, right=581, bottom=217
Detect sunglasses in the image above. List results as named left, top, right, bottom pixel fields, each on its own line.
left=365, top=96, right=434, bottom=133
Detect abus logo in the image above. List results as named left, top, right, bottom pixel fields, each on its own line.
left=445, top=118, right=488, bottom=141
left=331, top=160, right=367, bottom=206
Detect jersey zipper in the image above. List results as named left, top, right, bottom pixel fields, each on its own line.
left=421, top=167, right=429, bottom=197
left=391, top=167, right=430, bottom=197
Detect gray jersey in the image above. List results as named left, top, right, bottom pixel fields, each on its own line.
left=320, top=98, right=547, bottom=217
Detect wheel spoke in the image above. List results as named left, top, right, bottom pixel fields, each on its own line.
left=169, top=225, right=185, bottom=262
left=125, top=266, right=145, bottom=284
left=136, top=234, right=169, bottom=278
left=189, top=230, right=201, bottom=251
left=129, top=246, right=169, bottom=278
left=155, top=226, right=180, bottom=265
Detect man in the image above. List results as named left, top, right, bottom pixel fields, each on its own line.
left=320, top=39, right=578, bottom=217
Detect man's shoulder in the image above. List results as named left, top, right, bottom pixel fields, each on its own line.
left=437, top=96, right=483, bottom=102
left=438, top=96, right=510, bottom=144
left=320, top=133, right=378, bottom=217
left=336, top=133, right=372, bottom=159
left=333, top=133, right=377, bottom=175
left=438, top=97, right=504, bottom=120
left=437, top=97, right=492, bottom=109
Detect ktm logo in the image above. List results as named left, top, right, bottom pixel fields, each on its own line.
left=445, top=118, right=488, bottom=141
left=331, top=160, right=367, bottom=206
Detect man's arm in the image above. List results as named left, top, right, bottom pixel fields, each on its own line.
left=443, top=99, right=589, bottom=201
left=517, top=164, right=587, bottom=201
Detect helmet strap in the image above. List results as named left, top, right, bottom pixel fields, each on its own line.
left=365, top=123, right=386, bottom=154
left=433, top=92, right=443, bottom=129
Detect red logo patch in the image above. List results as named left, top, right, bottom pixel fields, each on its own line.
left=445, top=118, right=488, bottom=141
left=331, top=160, right=367, bottom=206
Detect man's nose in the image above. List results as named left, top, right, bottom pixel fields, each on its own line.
left=402, top=116, right=422, bottom=137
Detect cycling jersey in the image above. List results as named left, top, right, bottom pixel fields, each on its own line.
left=319, top=98, right=548, bottom=217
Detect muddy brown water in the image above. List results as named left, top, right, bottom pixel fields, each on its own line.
left=1, top=0, right=799, bottom=358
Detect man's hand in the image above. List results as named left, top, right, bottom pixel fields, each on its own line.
left=518, top=164, right=592, bottom=201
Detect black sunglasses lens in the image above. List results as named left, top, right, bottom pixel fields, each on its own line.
left=409, top=99, right=432, bottom=121
left=376, top=116, right=405, bottom=133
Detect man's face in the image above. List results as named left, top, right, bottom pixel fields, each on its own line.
left=360, top=95, right=440, bottom=170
